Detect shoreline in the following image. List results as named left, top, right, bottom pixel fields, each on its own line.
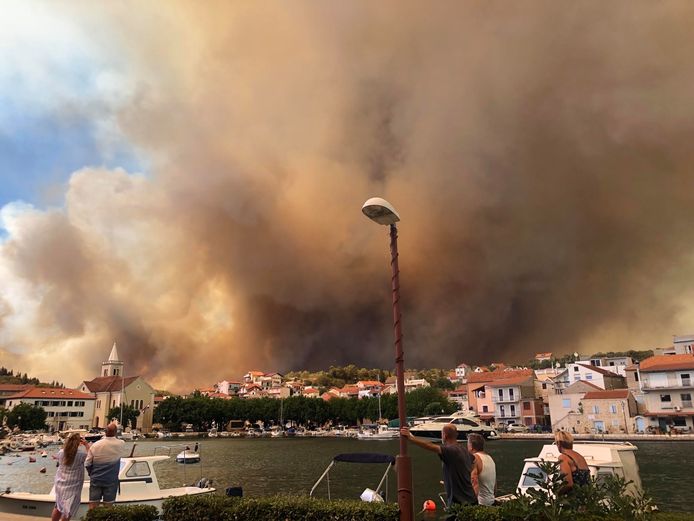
left=499, top=432, right=694, bottom=441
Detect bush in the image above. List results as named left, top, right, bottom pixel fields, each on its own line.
left=162, top=494, right=399, bottom=521
left=82, top=504, right=159, bottom=521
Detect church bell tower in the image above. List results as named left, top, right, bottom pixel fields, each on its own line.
left=102, top=342, right=124, bottom=377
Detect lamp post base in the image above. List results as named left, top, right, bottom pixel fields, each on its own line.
left=396, top=454, right=414, bottom=521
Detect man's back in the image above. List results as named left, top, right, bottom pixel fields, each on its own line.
left=86, top=437, right=124, bottom=485
left=439, top=443, right=477, bottom=506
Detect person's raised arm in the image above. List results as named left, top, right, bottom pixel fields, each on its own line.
left=400, top=428, right=442, bottom=454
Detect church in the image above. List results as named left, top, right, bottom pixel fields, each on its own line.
left=80, top=343, right=156, bottom=432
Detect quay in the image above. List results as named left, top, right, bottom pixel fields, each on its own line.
left=500, top=432, right=694, bottom=441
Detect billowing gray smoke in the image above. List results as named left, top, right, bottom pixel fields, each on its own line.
left=3, top=1, right=694, bottom=391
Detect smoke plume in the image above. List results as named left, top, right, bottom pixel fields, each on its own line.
left=3, top=1, right=694, bottom=391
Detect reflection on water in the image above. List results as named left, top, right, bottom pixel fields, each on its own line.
left=1, top=438, right=691, bottom=512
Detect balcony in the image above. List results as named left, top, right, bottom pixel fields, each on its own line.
left=642, top=376, right=693, bottom=390
left=492, top=396, right=519, bottom=403
left=496, top=412, right=520, bottom=419
left=683, top=401, right=693, bottom=409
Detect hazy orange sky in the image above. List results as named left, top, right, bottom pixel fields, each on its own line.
left=2, top=1, right=694, bottom=392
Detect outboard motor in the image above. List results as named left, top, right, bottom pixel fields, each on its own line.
left=196, top=477, right=212, bottom=489
left=225, top=486, right=243, bottom=497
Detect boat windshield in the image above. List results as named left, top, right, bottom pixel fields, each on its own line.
left=521, top=465, right=548, bottom=487
left=432, top=418, right=451, bottom=423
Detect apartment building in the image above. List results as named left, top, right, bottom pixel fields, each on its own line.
left=627, top=354, right=694, bottom=433
left=488, top=374, right=538, bottom=426
left=553, top=363, right=626, bottom=391
left=548, top=380, right=602, bottom=431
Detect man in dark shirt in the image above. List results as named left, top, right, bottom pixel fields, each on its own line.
left=401, top=424, right=477, bottom=507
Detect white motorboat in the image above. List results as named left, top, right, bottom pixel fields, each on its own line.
left=498, top=441, right=643, bottom=500
left=410, top=411, right=498, bottom=441
left=176, top=445, right=200, bottom=464
left=357, top=425, right=399, bottom=440
left=0, top=455, right=214, bottom=517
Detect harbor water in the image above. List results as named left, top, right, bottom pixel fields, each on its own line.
left=1, top=438, right=691, bottom=512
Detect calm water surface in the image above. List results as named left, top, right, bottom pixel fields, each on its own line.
left=1, top=438, right=690, bottom=511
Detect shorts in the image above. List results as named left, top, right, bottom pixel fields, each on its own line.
left=89, top=482, right=119, bottom=503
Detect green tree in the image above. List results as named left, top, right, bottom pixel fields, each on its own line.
left=107, top=405, right=141, bottom=429
left=7, top=403, right=47, bottom=431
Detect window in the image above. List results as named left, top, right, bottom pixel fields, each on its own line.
left=522, top=466, right=548, bottom=487
left=523, top=401, right=531, bottom=410
left=610, top=404, right=617, bottom=414
left=612, top=419, right=620, bottom=427
left=573, top=366, right=579, bottom=372
left=634, top=372, right=639, bottom=382
left=673, top=417, right=687, bottom=427
left=592, top=405, right=600, bottom=414
left=585, top=374, right=593, bottom=380
left=681, top=394, right=692, bottom=408
left=562, top=399, right=571, bottom=408
left=67, top=401, right=73, bottom=407
left=125, top=462, right=151, bottom=478
left=482, top=405, right=488, bottom=413
left=660, top=394, right=672, bottom=402
left=542, top=383, right=547, bottom=390
left=498, top=389, right=503, bottom=399
left=682, top=374, right=691, bottom=386
left=509, top=388, right=515, bottom=399
left=510, top=405, right=516, bottom=416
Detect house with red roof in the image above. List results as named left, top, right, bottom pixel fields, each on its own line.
left=626, top=354, right=694, bottom=433
left=548, top=380, right=603, bottom=432
left=552, top=363, right=626, bottom=392
left=4, top=386, right=95, bottom=432
left=466, top=368, right=535, bottom=423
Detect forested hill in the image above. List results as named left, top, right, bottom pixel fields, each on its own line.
left=0, top=367, right=64, bottom=388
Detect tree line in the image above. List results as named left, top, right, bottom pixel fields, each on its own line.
left=0, top=366, right=64, bottom=387
left=154, top=387, right=456, bottom=432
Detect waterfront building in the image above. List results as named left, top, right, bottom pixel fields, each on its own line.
left=302, top=386, right=320, bottom=398
left=488, top=374, right=546, bottom=426
left=552, top=363, right=626, bottom=391
left=466, top=368, right=535, bottom=424
left=79, top=343, right=155, bottom=432
left=579, top=390, right=637, bottom=433
left=548, top=380, right=602, bottom=431
left=626, top=354, right=694, bottom=433
left=0, top=383, right=32, bottom=407
left=356, top=380, right=384, bottom=399
left=3, top=386, right=95, bottom=431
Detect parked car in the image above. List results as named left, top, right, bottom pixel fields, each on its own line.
left=530, top=424, right=552, bottom=433
left=507, top=423, right=529, bottom=433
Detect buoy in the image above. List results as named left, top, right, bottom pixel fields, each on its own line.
left=39, top=467, right=46, bottom=473
left=423, top=499, right=436, bottom=511
left=41, top=451, right=48, bottom=458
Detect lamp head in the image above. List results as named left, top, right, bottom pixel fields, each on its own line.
left=361, top=197, right=400, bottom=225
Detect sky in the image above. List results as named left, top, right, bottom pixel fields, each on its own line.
left=2, top=1, right=694, bottom=392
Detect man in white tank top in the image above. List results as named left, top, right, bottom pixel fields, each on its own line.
left=467, top=433, right=496, bottom=506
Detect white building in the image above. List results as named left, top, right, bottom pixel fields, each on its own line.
left=455, top=364, right=471, bottom=382
left=553, top=363, right=626, bottom=391
left=548, top=380, right=602, bottom=431
left=4, top=386, right=95, bottom=432
left=80, top=343, right=155, bottom=432
left=584, top=356, right=633, bottom=377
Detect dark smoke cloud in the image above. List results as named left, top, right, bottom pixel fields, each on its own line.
left=3, top=1, right=694, bottom=391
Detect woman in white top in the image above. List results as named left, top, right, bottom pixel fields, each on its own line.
left=467, top=433, right=496, bottom=506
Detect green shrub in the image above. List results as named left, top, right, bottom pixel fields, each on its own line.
left=81, top=504, right=159, bottom=521
left=162, top=494, right=399, bottom=521
left=654, top=515, right=694, bottom=521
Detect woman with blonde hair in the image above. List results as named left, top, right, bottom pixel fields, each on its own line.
left=555, top=430, right=590, bottom=494
left=51, top=432, right=89, bottom=521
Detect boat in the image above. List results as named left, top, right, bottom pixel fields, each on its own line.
left=409, top=411, right=499, bottom=441
left=0, top=455, right=214, bottom=517
left=498, top=441, right=643, bottom=500
left=357, top=425, right=399, bottom=440
left=176, top=445, right=201, bottom=464
left=310, top=453, right=395, bottom=502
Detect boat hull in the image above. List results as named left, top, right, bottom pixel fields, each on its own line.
left=0, top=488, right=214, bottom=517
left=409, top=428, right=497, bottom=441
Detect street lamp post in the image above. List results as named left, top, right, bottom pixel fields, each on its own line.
left=362, top=197, right=413, bottom=521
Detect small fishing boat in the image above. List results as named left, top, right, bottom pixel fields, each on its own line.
left=176, top=444, right=201, bottom=464
left=0, top=455, right=214, bottom=517
left=310, top=453, right=395, bottom=503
